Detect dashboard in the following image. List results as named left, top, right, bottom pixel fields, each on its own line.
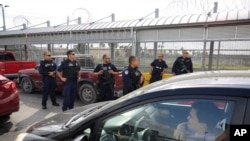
left=99, top=104, right=176, bottom=141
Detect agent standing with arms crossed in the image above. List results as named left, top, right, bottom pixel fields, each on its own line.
left=39, top=51, right=59, bottom=109
left=93, top=54, right=118, bottom=101
left=57, top=50, right=80, bottom=112
left=149, top=53, right=168, bottom=83
left=172, top=50, right=193, bottom=75
left=122, top=56, right=144, bottom=95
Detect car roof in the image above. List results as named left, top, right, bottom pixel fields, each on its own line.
left=115, top=70, right=250, bottom=101
left=144, top=70, right=250, bottom=93
left=0, top=51, right=13, bottom=54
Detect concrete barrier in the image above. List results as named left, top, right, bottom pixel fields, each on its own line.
left=142, top=72, right=173, bottom=86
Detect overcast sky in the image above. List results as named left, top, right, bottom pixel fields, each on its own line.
left=0, top=0, right=249, bottom=30
left=0, top=0, right=171, bottom=29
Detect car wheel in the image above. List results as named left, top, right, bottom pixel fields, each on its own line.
left=21, top=77, right=34, bottom=94
left=0, top=113, right=11, bottom=118
left=79, top=84, right=97, bottom=104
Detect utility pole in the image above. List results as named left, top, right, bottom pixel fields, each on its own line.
left=213, top=2, right=218, bottom=13
left=155, top=8, right=159, bottom=18
left=111, top=13, right=115, bottom=22
left=0, top=4, right=9, bottom=31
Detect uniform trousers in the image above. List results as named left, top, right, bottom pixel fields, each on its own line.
left=62, top=80, right=78, bottom=111
left=149, top=74, right=162, bottom=83
left=42, top=77, right=57, bottom=106
left=98, top=82, right=114, bottom=101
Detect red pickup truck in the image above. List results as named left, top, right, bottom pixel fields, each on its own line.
left=18, top=54, right=123, bottom=104
left=0, top=51, right=36, bottom=79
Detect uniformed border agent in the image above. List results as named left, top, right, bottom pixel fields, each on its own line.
left=149, top=53, right=168, bottom=83
left=122, top=56, right=144, bottom=95
left=93, top=54, right=118, bottom=101
left=39, top=51, right=59, bottom=109
left=172, top=50, right=193, bottom=75
left=57, top=50, right=80, bottom=112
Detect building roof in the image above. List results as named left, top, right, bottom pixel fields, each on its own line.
left=0, top=10, right=250, bottom=36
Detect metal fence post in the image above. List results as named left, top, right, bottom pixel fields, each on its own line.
left=131, top=28, right=137, bottom=56
left=201, top=26, right=208, bottom=71
left=110, top=43, right=115, bottom=59
left=154, top=42, right=157, bottom=59
left=216, top=41, right=221, bottom=70
left=208, top=41, right=214, bottom=70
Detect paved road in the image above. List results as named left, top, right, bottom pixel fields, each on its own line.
left=0, top=89, right=85, bottom=141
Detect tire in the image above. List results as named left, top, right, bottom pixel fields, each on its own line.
left=21, top=77, right=35, bottom=94
left=0, top=113, right=11, bottom=118
left=79, top=84, right=97, bottom=105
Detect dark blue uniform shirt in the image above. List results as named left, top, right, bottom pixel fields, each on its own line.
left=39, top=60, right=57, bottom=77
left=57, top=59, right=80, bottom=81
left=94, top=63, right=118, bottom=83
left=172, top=56, right=193, bottom=75
left=122, top=66, right=142, bottom=94
left=151, top=59, right=168, bottom=76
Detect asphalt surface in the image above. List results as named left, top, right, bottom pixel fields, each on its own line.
left=0, top=88, right=85, bottom=141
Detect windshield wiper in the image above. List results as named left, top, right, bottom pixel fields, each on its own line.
left=63, top=104, right=106, bottom=128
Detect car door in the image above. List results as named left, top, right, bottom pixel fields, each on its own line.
left=243, top=98, right=250, bottom=125
left=68, top=94, right=246, bottom=141
left=92, top=95, right=246, bottom=141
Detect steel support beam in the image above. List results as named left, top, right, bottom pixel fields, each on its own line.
left=110, top=43, right=115, bottom=59
left=216, top=41, right=221, bottom=70
left=154, top=42, right=158, bottom=59
left=136, top=42, right=140, bottom=57
left=208, top=41, right=214, bottom=70
left=201, top=26, right=208, bottom=71
left=24, top=44, right=28, bottom=61
left=131, top=29, right=137, bottom=56
left=48, top=44, right=52, bottom=52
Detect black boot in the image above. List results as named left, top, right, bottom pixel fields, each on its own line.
left=52, top=103, right=60, bottom=106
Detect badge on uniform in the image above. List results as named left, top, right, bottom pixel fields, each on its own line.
left=124, top=70, right=129, bottom=75
left=68, top=63, right=73, bottom=66
left=135, top=71, right=139, bottom=76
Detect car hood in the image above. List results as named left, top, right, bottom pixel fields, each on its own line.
left=15, top=133, right=56, bottom=141
left=25, top=101, right=110, bottom=137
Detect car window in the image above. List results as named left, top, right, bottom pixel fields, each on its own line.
left=70, top=128, right=91, bottom=141
left=76, top=58, right=94, bottom=68
left=98, top=99, right=234, bottom=141
left=0, top=52, right=15, bottom=61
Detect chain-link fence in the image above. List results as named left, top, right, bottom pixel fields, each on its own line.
left=2, top=40, right=250, bottom=72
left=136, top=41, right=250, bottom=72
